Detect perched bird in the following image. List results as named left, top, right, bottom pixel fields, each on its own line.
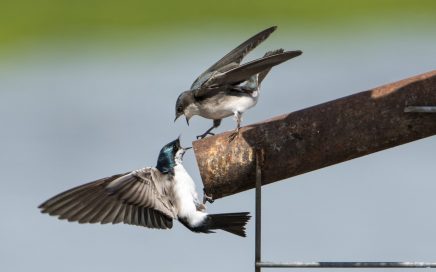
left=175, top=26, right=302, bottom=140
left=39, top=138, right=250, bottom=237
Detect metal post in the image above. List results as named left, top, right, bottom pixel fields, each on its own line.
left=255, top=149, right=263, bottom=272
left=249, top=146, right=436, bottom=269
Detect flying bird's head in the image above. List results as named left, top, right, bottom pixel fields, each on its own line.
left=156, top=137, right=191, bottom=173
left=175, top=91, right=196, bottom=125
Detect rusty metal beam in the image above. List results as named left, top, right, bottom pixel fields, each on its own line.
left=192, top=70, right=436, bottom=200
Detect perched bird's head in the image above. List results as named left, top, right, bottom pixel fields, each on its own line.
left=156, top=137, right=191, bottom=173
left=175, top=91, right=196, bottom=125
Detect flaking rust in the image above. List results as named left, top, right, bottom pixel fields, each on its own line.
left=193, top=70, right=436, bottom=200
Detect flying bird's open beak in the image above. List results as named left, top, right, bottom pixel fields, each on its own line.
left=179, top=146, right=191, bottom=159
left=185, top=116, right=190, bottom=126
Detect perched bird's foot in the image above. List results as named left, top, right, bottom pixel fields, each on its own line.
left=196, top=132, right=215, bottom=139
left=228, top=129, right=239, bottom=142
left=203, top=193, right=214, bottom=204
left=229, top=112, right=241, bottom=142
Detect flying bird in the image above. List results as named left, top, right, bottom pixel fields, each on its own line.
left=39, top=138, right=250, bottom=237
left=175, top=26, right=302, bottom=140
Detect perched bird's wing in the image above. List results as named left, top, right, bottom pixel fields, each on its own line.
left=39, top=168, right=176, bottom=229
left=258, top=49, right=285, bottom=84
left=191, top=26, right=277, bottom=89
left=205, top=50, right=302, bottom=88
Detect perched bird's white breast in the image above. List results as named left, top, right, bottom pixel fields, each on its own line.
left=230, top=90, right=259, bottom=112
left=198, top=91, right=259, bottom=120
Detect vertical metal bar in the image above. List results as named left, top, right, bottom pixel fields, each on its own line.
left=255, top=149, right=263, bottom=272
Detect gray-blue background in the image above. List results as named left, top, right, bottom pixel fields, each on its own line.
left=1, top=17, right=435, bottom=272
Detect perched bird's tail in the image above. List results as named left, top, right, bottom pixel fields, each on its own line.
left=204, top=212, right=251, bottom=237
left=258, top=49, right=285, bottom=84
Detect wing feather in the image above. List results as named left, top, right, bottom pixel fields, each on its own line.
left=41, top=181, right=103, bottom=215
left=62, top=192, right=105, bottom=221
left=101, top=202, right=123, bottom=224
left=123, top=205, right=133, bottom=224
left=131, top=206, right=139, bottom=226
left=112, top=204, right=127, bottom=224
left=206, top=50, right=302, bottom=88
left=39, top=168, right=176, bottom=230
left=76, top=194, right=109, bottom=223
left=140, top=208, right=148, bottom=227
left=89, top=198, right=116, bottom=223
left=191, top=26, right=277, bottom=89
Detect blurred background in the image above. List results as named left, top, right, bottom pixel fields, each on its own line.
left=1, top=0, right=435, bottom=271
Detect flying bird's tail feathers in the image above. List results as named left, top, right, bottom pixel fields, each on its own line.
left=206, top=212, right=251, bottom=237
left=183, top=212, right=250, bottom=237
left=258, top=48, right=285, bottom=84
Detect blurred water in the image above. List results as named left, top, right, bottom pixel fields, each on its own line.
left=0, top=29, right=435, bottom=272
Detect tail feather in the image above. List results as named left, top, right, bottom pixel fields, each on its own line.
left=206, top=212, right=251, bottom=237
left=258, top=48, right=285, bottom=84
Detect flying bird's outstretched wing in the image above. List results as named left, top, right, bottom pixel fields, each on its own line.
left=39, top=168, right=176, bottom=229
left=191, top=26, right=277, bottom=89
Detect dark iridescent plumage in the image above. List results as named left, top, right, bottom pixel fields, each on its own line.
left=156, top=139, right=180, bottom=173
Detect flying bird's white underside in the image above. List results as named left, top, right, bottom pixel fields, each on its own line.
left=172, top=164, right=207, bottom=227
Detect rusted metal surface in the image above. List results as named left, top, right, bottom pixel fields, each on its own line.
left=193, top=70, right=436, bottom=200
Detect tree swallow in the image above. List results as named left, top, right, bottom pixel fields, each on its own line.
left=39, top=138, right=250, bottom=237
left=175, top=26, right=302, bottom=140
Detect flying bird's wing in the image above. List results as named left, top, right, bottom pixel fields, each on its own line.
left=191, top=26, right=277, bottom=89
left=39, top=168, right=176, bottom=229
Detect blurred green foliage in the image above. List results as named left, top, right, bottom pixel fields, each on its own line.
left=1, top=0, right=435, bottom=52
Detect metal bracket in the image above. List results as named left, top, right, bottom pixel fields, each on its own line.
left=253, top=149, right=436, bottom=270
left=255, top=149, right=263, bottom=272
left=404, top=106, right=436, bottom=113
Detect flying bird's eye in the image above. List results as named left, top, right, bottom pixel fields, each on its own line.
left=177, top=106, right=183, bottom=113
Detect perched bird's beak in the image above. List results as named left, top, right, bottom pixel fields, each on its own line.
left=174, top=114, right=181, bottom=122
left=183, top=146, right=192, bottom=151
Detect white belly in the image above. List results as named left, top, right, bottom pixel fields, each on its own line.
left=173, top=164, right=206, bottom=226
left=199, top=91, right=259, bottom=119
